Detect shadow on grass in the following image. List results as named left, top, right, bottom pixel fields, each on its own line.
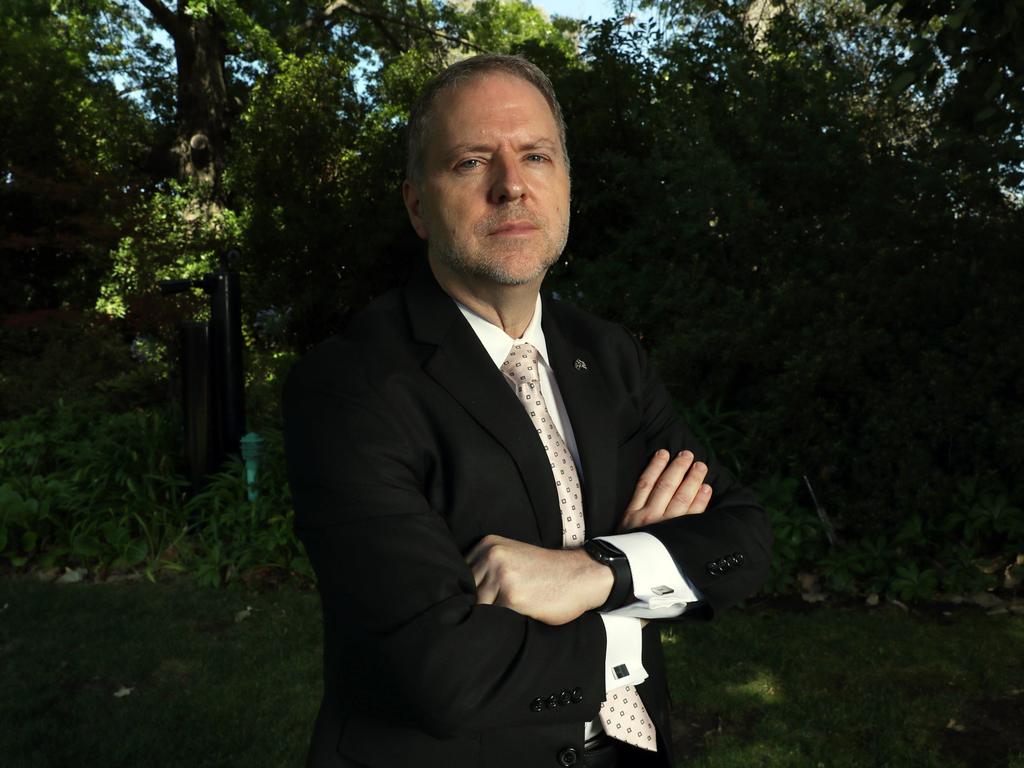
left=2, top=578, right=1022, bottom=768
left=1, top=576, right=323, bottom=768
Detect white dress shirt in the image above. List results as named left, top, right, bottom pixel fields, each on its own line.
left=454, top=295, right=701, bottom=740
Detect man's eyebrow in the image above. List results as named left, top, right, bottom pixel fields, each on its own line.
left=445, top=138, right=560, bottom=158
left=520, top=139, right=559, bottom=153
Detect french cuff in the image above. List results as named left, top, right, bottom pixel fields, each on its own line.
left=596, top=531, right=701, bottom=619
left=599, top=613, right=648, bottom=691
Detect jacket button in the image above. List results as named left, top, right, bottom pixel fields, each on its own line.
left=530, top=697, right=544, bottom=712
left=734, top=552, right=745, bottom=564
left=546, top=694, right=560, bottom=709
left=559, top=689, right=572, bottom=706
left=706, top=561, right=721, bottom=576
left=717, top=557, right=730, bottom=571
left=571, top=687, right=584, bottom=703
left=727, top=554, right=740, bottom=567
left=557, top=746, right=579, bottom=766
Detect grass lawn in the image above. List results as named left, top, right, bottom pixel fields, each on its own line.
left=2, top=575, right=1022, bottom=767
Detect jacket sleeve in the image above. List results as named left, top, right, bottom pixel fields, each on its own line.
left=625, top=332, right=773, bottom=619
left=282, top=340, right=607, bottom=738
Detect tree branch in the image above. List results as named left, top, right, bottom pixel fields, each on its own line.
left=307, top=0, right=486, bottom=54
left=136, top=0, right=186, bottom=43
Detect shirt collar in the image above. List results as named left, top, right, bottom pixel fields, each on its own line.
left=454, top=294, right=549, bottom=369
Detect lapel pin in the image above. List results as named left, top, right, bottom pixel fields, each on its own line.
left=574, top=358, right=588, bottom=371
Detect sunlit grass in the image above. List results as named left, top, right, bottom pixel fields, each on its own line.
left=723, top=670, right=782, bottom=704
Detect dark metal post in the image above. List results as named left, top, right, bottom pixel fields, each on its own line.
left=209, top=251, right=246, bottom=469
left=158, top=250, right=247, bottom=499
left=178, top=321, right=214, bottom=496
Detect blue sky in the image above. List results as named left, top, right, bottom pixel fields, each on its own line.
left=536, top=0, right=617, bottom=19
left=534, top=0, right=649, bottom=22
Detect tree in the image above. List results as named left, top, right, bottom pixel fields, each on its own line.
left=0, top=0, right=151, bottom=314
left=866, top=0, right=1024, bottom=178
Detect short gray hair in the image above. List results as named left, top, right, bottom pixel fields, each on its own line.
left=405, top=53, right=570, bottom=183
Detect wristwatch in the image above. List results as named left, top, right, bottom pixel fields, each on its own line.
left=584, top=539, right=634, bottom=612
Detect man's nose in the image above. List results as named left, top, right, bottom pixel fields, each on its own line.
left=488, top=152, right=526, bottom=204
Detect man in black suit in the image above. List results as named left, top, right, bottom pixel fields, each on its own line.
left=283, top=54, right=771, bottom=768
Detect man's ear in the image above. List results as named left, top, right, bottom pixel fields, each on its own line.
left=402, top=179, right=429, bottom=240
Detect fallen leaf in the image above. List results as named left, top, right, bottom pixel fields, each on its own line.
left=234, top=606, right=253, bottom=623
left=114, top=686, right=133, bottom=698
left=888, top=599, right=909, bottom=611
left=986, top=607, right=1009, bottom=616
left=57, top=567, right=87, bottom=584
left=865, top=594, right=880, bottom=607
left=945, top=718, right=965, bottom=732
left=801, top=592, right=827, bottom=603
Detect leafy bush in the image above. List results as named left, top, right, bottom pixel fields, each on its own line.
left=0, top=400, right=309, bottom=586
left=181, top=426, right=310, bottom=588
left=0, top=311, right=171, bottom=421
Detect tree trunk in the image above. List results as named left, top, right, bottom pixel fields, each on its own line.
left=138, top=0, right=230, bottom=195
left=171, top=7, right=229, bottom=193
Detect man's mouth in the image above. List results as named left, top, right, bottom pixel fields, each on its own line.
left=489, top=220, right=539, bottom=236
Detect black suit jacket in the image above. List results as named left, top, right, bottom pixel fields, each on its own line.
left=282, top=264, right=772, bottom=768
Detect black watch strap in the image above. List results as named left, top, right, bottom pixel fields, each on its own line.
left=584, top=539, right=634, bottom=612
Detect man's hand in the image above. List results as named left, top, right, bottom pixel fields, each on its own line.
left=618, top=449, right=712, bottom=531
left=466, top=535, right=613, bottom=625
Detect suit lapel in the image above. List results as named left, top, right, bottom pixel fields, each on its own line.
left=404, top=264, right=563, bottom=545
left=542, top=299, right=619, bottom=537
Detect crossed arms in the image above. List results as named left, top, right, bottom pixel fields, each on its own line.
left=468, top=449, right=713, bottom=626
left=283, top=325, right=772, bottom=737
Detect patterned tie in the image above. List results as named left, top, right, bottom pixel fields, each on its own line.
left=501, top=342, right=584, bottom=547
left=500, top=342, right=657, bottom=752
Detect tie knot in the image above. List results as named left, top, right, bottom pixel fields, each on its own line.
left=501, top=342, right=541, bottom=387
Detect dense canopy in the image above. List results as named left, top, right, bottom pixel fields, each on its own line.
left=2, top=0, right=1022, bottom=597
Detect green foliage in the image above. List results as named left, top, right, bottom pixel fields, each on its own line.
left=865, top=0, right=1024, bottom=192
left=755, top=473, right=827, bottom=593
left=0, top=400, right=308, bottom=586
left=0, top=311, right=172, bottom=421
left=95, top=180, right=242, bottom=324
left=225, top=51, right=395, bottom=343
left=182, top=427, right=310, bottom=587
left=3, top=0, right=1022, bottom=603
left=454, top=0, right=579, bottom=55
left=676, top=397, right=746, bottom=477
left=0, top=0, right=151, bottom=314
left=753, top=458, right=1015, bottom=599
left=0, top=402, right=191, bottom=578
left=547, top=6, right=1024, bottom=573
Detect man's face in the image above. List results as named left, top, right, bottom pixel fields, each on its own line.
left=403, top=73, right=571, bottom=288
